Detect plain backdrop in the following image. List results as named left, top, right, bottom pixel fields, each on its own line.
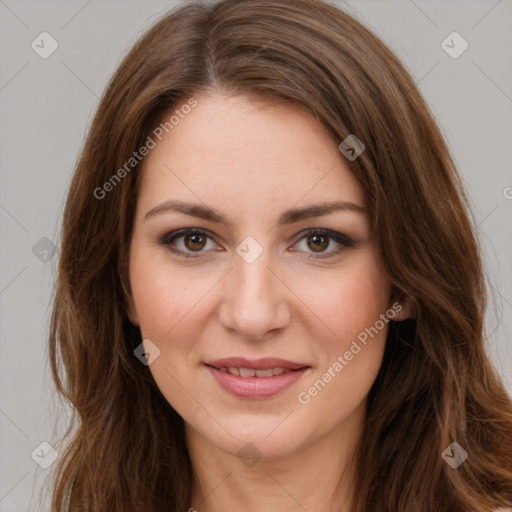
left=0, top=0, right=511, bottom=510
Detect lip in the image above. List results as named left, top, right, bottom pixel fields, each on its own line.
left=204, top=358, right=310, bottom=399
left=205, top=357, right=307, bottom=371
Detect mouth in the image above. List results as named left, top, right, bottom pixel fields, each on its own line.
left=209, top=366, right=295, bottom=377
left=203, top=357, right=311, bottom=399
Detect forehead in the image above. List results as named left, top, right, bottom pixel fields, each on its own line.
left=136, top=92, right=366, bottom=221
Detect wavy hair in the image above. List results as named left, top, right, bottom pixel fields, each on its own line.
left=47, top=0, right=512, bottom=510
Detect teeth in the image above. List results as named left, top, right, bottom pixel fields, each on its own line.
left=219, top=367, right=292, bottom=377
left=255, top=369, right=274, bottom=377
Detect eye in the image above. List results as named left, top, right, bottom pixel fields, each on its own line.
left=291, top=228, right=353, bottom=259
left=160, top=228, right=219, bottom=258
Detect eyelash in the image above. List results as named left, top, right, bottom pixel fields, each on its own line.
left=159, top=228, right=354, bottom=260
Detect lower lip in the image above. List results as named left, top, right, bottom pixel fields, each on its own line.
left=206, top=365, right=309, bottom=399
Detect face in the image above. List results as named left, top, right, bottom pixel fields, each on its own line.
left=127, top=92, right=407, bottom=460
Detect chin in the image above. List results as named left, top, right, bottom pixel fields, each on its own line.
left=188, top=413, right=311, bottom=461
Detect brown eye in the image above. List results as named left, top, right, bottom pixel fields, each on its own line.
left=292, top=228, right=354, bottom=260
left=160, top=229, right=217, bottom=258
left=307, top=234, right=330, bottom=252
left=184, top=233, right=207, bottom=251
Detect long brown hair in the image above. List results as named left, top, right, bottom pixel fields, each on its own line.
left=47, top=0, right=512, bottom=510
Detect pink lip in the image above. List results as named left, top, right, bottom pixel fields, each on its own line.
left=205, top=357, right=307, bottom=370
left=204, top=358, right=310, bottom=399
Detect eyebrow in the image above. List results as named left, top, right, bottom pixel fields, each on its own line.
left=144, top=199, right=366, bottom=227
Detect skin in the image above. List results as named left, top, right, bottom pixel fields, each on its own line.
left=126, top=91, right=410, bottom=512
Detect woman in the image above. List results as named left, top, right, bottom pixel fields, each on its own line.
left=47, top=0, right=512, bottom=510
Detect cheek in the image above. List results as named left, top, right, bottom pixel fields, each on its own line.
left=295, top=265, right=390, bottom=418
left=129, top=250, right=205, bottom=343
left=294, top=252, right=391, bottom=352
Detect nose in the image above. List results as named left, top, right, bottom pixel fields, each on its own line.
left=218, top=248, right=291, bottom=341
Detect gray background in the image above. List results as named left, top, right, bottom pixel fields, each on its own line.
left=0, top=0, right=511, bottom=510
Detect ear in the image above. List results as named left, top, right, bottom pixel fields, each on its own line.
left=388, top=293, right=412, bottom=322
left=124, top=293, right=139, bottom=327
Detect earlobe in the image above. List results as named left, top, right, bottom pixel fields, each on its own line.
left=389, top=296, right=412, bottom=322
left=125, top=294, right=139, bottom=326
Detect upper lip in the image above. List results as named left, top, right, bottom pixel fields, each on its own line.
left=204, top=357, right=309, bottom=371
